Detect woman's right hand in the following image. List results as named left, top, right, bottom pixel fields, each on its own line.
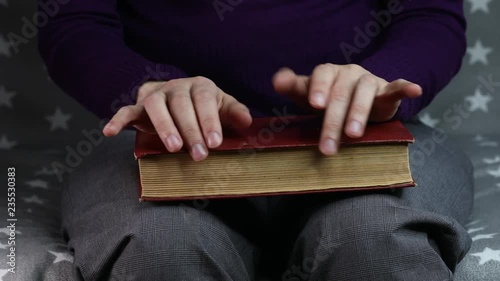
left=103, top=76, right=253, bottom=161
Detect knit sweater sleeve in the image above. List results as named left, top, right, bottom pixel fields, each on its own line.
left=37, top=0, right=188, bottom=119
left=358, top=0, right=466, bottom=120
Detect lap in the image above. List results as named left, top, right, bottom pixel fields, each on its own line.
left=61, top=121, right=474, bottom=280
left=61, top=130, right=261, bottom=280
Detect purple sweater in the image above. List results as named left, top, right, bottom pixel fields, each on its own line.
left=38, top=0, right=466, bottom=120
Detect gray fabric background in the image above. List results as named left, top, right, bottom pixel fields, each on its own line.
left=0, top=0, right=499, bottom=280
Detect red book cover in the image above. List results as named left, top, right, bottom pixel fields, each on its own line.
left=134, top=116, right=415, bottom=201
left=134, top=115, right=414, bottom=159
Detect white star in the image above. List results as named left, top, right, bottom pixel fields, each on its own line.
left=0, top=0, right=8, bottom=7
left=25, top=179, right=49, bottom=189
left=22, top=195, right=44, bottom=205
left=468, top=0, right=492, bottom=13
left=0, top=135, right=17, bottom=150
left=479, top=141, right=498, bottom=147
left=0, top=86, right=16, bottom=108
left=0, top=269, right=9, bottom=281
left=0, top=34, right=11, bottom=57
left=472, top=233, right=497, bottom=242
left=45, top=107, right=72, bottom=131
left=0, top=242, right=8, bottom=249
left=473, top=135, right=484, bottom=142
left=466, top=220, right=481, bottom=227
left=468, top=227, right=485, bottom=234
left=35, top=166, right=57, bottom=176
left=419, top=112, right=440, bottom=128
left=484, top=156, right=500, bottom=164
left=467, top=40, right=493, bottom=65
left=487, top=166, right=500, bottom=178
left=471, top=247, right=500, bottom=265
left=48, top=250, right=74, bottom=264
left=0, top=227, right=21, bottom=235
left=465, top=88, right=493, bottom=112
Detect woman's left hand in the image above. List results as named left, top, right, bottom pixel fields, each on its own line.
left=272, top=64, right=422, bottom=156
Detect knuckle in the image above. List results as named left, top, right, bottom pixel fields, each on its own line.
left=143, top=93, right=160, bottom=107
left=323, top=120, right=342, bottom=136
left=192, top=89, right=215, bottom=103
left=315, top=63, right=334, bottom=73
left=181, top=126, right=200, bottom=139
left=200, top=116, right=219, bottom=129
left=395, top=78, right=407, bottom=83
left=358, top=74, right=377, bottom=85
left=159, top=123, right=177, bottom=136
left=169, top=93, right=191, bottom=106
left=192, top=76, right=215, bottom=87
left=117, top=105, right=133, bottom=116
left=163, top=78, right=183, bottom=89
left=345, top=64, right=363, bottom=72
left=330, top=91, right=350, bottom=104
left=351, top=103, right=370, bottom=116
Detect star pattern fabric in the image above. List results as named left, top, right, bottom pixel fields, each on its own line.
left=418, top=112, right=440, bottom=128
left=0, top=34, right=11, bottom=57
left=1, top=1, right=500, bottom=281
left=465, top=88, right=493, bottom=112
left=470, top=247, right=500, bottom=265
left=467, top=0, right=492, bottom=13
left=0, top=135, right=17, bottom=150
left=45, top=107, right=72, bottom=131
left=48, top=250, right=74, bottom=264
left=25, top=179, right=49, bottom=189
left=467, top=40, right=493, bottom=65
left=0, top=86, right=16, bottom=108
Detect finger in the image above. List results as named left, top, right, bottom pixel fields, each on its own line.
left=220, top=94, right=253, bottom=129
left=345, top=74, right=378, bottom=138
left=167, top=87, right=208, bottom=162
left=319, top=71, right=357, bottom=156
left=308, top=63, right=338, bottom=109
left=143, top=92, right=183, bottom=152
left=191, top=80, right=223, bottom=149
left=272, top=68, right=309, bottom=98
left=377, top=79, right=422, bottom=103
left=103, top=105, right=144, bottom=137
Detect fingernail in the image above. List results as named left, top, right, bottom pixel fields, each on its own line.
left=312, top=92, right=326, bottom=107
left=320, top=138, right=337, bottom=155
left=191, top=143, right=208, bottom=161
left=104, top=123, right=114, bottom=133
left=348, top=121, right=362, bottom=136
left=207, top=131, right=222, bottom=148
left=165, top=135, right=182, bottom=151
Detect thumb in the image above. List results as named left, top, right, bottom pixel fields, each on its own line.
left=377, top=79, right=422, bottom=103
left=272, top=68, right=309, bottom=98
left=219, top=94, right=253, bottom=129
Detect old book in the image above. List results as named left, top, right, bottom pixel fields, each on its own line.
left=134, top=115, right=415, bottom=201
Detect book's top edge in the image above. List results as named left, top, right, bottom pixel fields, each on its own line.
left=134, top=116, right=414, bottom=158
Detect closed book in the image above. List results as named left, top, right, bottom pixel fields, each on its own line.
left=135, top=115, right=415, bottom=201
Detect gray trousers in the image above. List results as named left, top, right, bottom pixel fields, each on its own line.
left=61, top=122, right=474, bottom=281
